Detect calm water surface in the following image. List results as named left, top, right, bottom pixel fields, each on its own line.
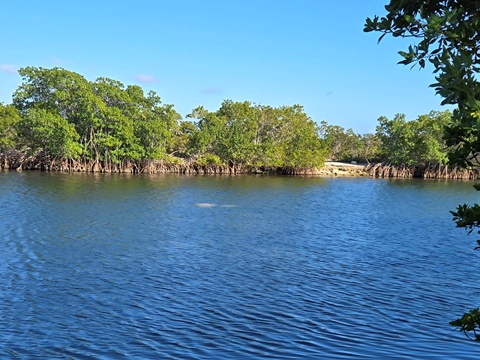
left=0, top=172, right=479, bottom=359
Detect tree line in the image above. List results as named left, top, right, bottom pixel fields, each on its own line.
left=0, top=66, right=454, bottom=173
left=0, top=67, right=327, bottom=173
left=320, top=110, right=452, bottom=165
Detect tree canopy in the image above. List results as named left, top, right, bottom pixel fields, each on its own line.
left=318, top=111, right=452, bottom=166
left=0, top=66, right=331, bottom=173
left=376, top=111, right=451, bottom=165
left=0, top=65, right=459, bottom=173
left=12, top=67, right=181, bottom=168
left=0, top=103, right=20, bottom=152
left=187, top=101, right=327, bottom=169
left=365, top=0, right=480, bottom=167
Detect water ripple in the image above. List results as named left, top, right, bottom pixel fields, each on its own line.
left=0, top=173, right=479, bottom=358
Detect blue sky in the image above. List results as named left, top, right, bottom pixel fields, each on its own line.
left=0, top=0, right=450, bottom=133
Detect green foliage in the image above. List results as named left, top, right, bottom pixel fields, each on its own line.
left=9, top=64, right=453, bottom=172
left=280, top=105, right=326, bottom=168
left=12, top=66, right=180, bottom=165
left=375, top=111, right=451, bottom=165
left=450, top=308, right=480, bottom=341
left=366, top=1, right=480, bottom=341
left=250, top=105, right=285, bottom=167
left=359, top=133, right=381, bottom=164
left=132, top=90, right=181, bottom=160
left=365, top=1, right=480, bottom=167
left=216, top=100, right=258, bottom=165
left=2, top=66, right=328, bottom=171
left=319, top=111, right=450, bottom=166
left=16, top=108, right=81, bottom=158
left=163, top=154, right=183, bottom=165
left=416, top=111, right=451, bottom=164
left=319, top=121, right=377, bottom=163
left=13, top=67, right=102, bottom=152
left=195, top=153, right=223, bottom=166
left=188, top=105, right=225, bottom=156
left=451, top=203, right=480, bottom=233
left=5, top=66, right=327, bottom=171
left=449, top=190, right=480, bottom=340
left=188, top=101, right=327, bottom=169
left=172, top=120, right=197, bottom=157
left=0, top=103, right=21, bottom=152
left=450, top=183, right=480, bottom=248
left=1, top=65, right=459, bottom=172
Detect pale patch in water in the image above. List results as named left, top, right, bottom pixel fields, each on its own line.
left=220, top=204, right=237, bottom=208
left=195, top=203, right=216, bottom=208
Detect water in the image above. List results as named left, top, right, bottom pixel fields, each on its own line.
left=0, top=172, right=479, bottom=359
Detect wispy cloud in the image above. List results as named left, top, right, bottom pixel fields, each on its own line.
left=134, top=74, right=158, bottom=83
left=0, top=64, right=18, bottom=74
left=200, top=87, right=222, bottom=95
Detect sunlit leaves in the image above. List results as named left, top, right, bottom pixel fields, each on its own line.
left=365, top=2, right=480, bottom=163
left=318, top=121, right=379, bottom=163
left=16, top=108, right=81, bottom=158
left=187, top=101, right=327, bottom=169
left=375, top=111, right=451, bottom=165
left=12, top=67, right=181, bottom=164
left=0, top=103, right=21, bottom=152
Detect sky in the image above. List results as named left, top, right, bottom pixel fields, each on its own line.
left=0, top=0, right=451, bottom=134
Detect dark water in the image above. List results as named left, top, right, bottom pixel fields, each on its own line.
left=1, top=172, right=480, bottom=359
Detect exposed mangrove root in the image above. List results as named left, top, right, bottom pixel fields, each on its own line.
left=3, top=152, right=477, bottom=179
left=0, top=151, right=326, bottom=175
left=365, top=162, right=480, bottom=180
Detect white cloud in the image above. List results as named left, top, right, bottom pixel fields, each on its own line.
left=0, top=64, right=18, bottom=74
left=134, top=74, right=158, bottom=83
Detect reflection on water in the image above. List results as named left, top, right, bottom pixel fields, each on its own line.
left=0, top=172, right=478, bottom=359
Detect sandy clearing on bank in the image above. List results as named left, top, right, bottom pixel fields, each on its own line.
left=324, top=161, right=367, bottom=168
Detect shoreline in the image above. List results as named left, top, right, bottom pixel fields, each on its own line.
left=317, top=161, right=368, bottom=177
left=1, top=152, right=479, bottom=179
